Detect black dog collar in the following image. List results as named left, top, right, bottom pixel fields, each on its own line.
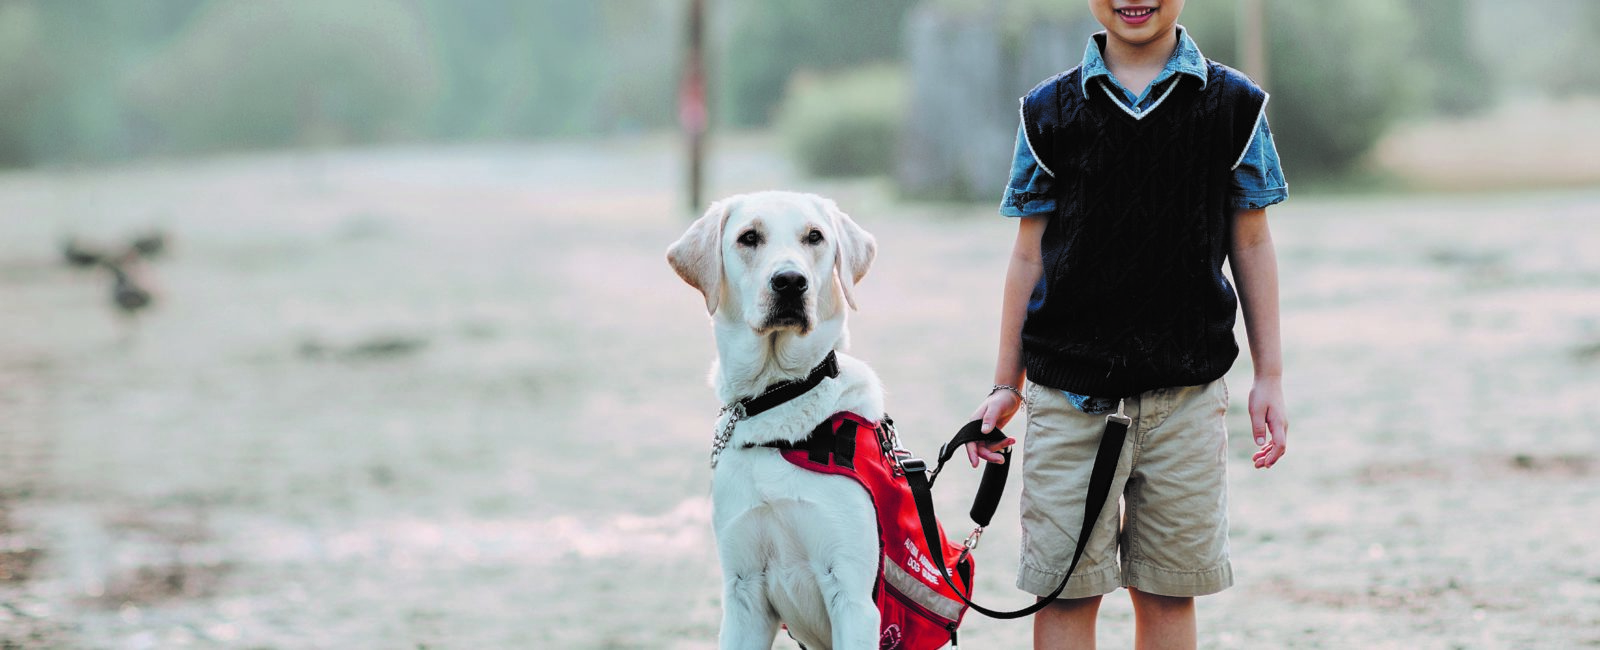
left=733, top=351, right=840, bottom=419
left=710, top=351, right=841, bottom=469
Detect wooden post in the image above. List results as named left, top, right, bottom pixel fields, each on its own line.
left=1238, top=0, right=1268, bottom=91
left=681, top=0, right=709, bottom=214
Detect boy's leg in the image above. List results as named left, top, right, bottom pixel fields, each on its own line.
left=1034, top=595, right=1102, bottom=649
left=1119, top=379, right=1234, bottom=597
left=1016, top=383, right=1134, bottom=599
left=1115, top=379, right=1231, bottom=650
left=1128, top=589, right=1196, bottom=650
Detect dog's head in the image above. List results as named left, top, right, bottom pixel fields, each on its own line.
left=667, top=191, right=875, bottom=336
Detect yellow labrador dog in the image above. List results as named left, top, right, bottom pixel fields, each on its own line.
left=668, top=191, right=884, bottom=649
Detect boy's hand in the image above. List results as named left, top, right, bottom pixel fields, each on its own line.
left=965, top=391, right=1020, bottom=467
left=1249, top=377, right=1289, bottom=469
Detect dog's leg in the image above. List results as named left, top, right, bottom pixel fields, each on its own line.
left=719, top=572, right=779, bottom=650
left=799, top=499, right=880, bottom=650
left=816, top=561, right=879, bottom=649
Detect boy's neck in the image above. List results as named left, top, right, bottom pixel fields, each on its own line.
left=1102, top=26, right=1180, bottom=80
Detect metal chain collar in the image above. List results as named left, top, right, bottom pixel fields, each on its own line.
left=707, top=361, right=830, bottom=469
left=706, top=352, right=842, bottom=470
left=709, top=401, right=746, bottom=469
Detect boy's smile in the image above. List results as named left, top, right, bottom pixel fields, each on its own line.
left=1115, top=5, right=1157, bottom=26
left=1090, top=1, right=1184, bottom=49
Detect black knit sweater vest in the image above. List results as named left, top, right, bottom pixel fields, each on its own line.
left=1019, top=62, right=1266, bottom=396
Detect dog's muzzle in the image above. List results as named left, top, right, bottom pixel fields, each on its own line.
left=763, top=271, right=811, bottom=329
left=769, top=271, right=807, bottom=298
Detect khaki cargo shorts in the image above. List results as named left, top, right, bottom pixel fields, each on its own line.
left=1016, top=378, right=1234, bottom=598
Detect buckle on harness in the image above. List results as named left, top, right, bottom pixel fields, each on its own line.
left=878, top=419, right=911, bottom=476
left=899, top=457, right=926, bottom=474
left=1108, top=398, right=1131, bottom=427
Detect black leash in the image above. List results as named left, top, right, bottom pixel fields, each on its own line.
left=904, top=407, right=1130, bottom=619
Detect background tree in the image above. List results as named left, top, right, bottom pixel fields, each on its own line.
left=1178, top=1, right=1418, bottom=177
left=125, top=0, right=442, bottom=153
left=719, top=0, right=918, bottom=127
left=1408, top=0, right=1493, bottom=116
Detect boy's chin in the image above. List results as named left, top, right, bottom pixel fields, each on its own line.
left=1106, top=23, right=1175, bottom=44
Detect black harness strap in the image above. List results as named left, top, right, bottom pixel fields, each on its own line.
left=752, top=417, right=859, bottom=470
left=806, top=422, right=832, bottom=464
left=905, top=414, right=1130, bottom=619
left=831, top=419, right=857, bottom=469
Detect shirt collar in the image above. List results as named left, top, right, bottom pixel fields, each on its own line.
left=1079, top=25, right=1208, bottom=98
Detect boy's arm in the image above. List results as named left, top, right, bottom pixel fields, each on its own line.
left=1229, top=207, right=1288, bottom=469
left=965, top=215, right=1049, bottom=466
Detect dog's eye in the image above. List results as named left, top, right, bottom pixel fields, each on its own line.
left=737, top=230, right=762, bottom=247
left=806, top=229, right=824, bottom=245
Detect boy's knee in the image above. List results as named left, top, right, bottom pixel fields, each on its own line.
left=1040, top=593, right=1103, bottom=613
left=1129, top=588, right=1195, bottom=611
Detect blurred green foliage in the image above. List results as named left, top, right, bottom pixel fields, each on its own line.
left=777, top=65, right=907, bottom=178
left=720, top=0, right=917, bottom=127
left=1407, top=0, right=1494, bottom=116
left=897, top=0, right=1440, bottom=179
left=0, top=0, right=1588, bottom=175
left=1253, top=2, right=1415, bottom=176
left=1545, top=3, right=1600, bottom=97
left=125, top=1, right=441, bottom=152
left=1180, top=1, right=1420, bottom=176
left=0, top=0, right=206, bottom=166
left=0, top=3, right=46, bottom=166
left=928, top=0, right=1082, bottom=24
left=0, top=0, right=681, bottom=167
left=1474, top=1, right=1600, bottom=97
left=417, top=0, right=679, bottom=139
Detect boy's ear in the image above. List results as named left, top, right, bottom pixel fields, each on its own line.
left=667, top=200, right=731, bottom=315
left=825, top=199, right=876, bottom=311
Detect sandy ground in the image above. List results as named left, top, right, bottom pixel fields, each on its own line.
left=0, top=135, right=1597, bottom=649
left=1373, top=97, right=1600, bottom=191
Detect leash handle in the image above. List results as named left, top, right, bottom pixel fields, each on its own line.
left=932, top=420, right=1012, bottom=527
left=906, top=414, right=1129, bottom=620
left=970, top=454, right=1010, bottom=527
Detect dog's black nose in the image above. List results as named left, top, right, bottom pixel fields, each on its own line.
left=770, top=271, right=808, bottom=296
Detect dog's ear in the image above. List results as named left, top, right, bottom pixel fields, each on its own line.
left=667, top=200, right=731, bottom=315
left=825, top=199, right=876, bottom=311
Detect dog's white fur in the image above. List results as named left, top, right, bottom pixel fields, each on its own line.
left=669, top=191, right=886, bottom=649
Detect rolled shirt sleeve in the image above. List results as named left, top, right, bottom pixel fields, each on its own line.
left=1000, top=123, right=1058, bottom=218
left=1231, top=112, right=1288, bottom=210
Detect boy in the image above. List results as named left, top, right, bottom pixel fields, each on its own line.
left=964, top=1, right=1289, bottom=648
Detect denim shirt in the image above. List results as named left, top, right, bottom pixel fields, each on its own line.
left=1002, top=27, right=1287, bottom=414
left=1002, top=27, right=1288, bottom=220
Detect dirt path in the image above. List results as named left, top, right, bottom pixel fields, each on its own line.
left=0, top=138, right=1597, bottom=648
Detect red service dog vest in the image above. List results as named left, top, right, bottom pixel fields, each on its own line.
left=772, top=412, right=972, bottom=650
